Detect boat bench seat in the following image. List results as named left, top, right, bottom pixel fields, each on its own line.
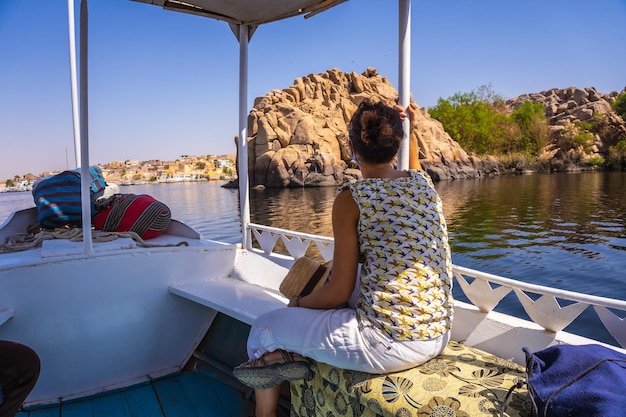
left=290, top=340, right=530, bottom=417
left=169, top=277, right=288, bottom=326
left=171, top=278, right=531, bottom=416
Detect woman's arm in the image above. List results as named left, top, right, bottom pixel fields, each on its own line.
left=396, top=102, right=422, bottom=170
left=406, top=103, right=422, bottom=170
left=291, top=189, right=360, bottom=309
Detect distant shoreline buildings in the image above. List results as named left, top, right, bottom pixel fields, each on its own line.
left=0, top=154, right=237, bottom=192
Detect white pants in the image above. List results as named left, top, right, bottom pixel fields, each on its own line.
left=247, top=307, right=449, bottom=374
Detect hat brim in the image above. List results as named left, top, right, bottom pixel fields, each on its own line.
left=279, top=257, right=332, bottom=299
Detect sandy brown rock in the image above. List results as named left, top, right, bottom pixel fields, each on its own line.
left=245, top=68, right=494, bottom=187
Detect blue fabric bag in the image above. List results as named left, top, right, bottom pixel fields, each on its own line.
left=523, top=344, right=626, bottom=417
left=32, top=166, right=107, bottom=229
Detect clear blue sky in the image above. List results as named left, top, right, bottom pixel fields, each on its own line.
left=1, top=0, right=624, bottom=179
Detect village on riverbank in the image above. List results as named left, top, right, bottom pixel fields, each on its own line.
left=0, top=154, right=237, bottom=193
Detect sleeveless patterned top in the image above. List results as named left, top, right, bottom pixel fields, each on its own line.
left=339, top=170, right=453, bottom=341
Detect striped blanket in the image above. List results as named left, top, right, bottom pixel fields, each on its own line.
left=31, top=166, right=107, bottom=229
left=93, top=193, right=171, bottom=239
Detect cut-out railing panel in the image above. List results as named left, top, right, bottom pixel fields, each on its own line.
left=247, top=224, right=626, bottom=348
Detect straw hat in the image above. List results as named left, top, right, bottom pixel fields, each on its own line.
left=279, top=257, right=333, bottom=299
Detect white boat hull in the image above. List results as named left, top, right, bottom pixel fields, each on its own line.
left=0, top=211, right=239, bottom=405
left=2, top=217, right=626, bottom=409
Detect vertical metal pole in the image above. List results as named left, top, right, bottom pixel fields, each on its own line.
left=79, top=0, right=94, bottom=255
left=397, top=0, right=411, bottom=170
left=238, top=25, right=251, bottom=250
left=67, top=0, right=81, bottom=167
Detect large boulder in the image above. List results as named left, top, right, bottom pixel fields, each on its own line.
left=243, top=68, right=496, bottom=187
left=235, top=77, right=626, bottom=187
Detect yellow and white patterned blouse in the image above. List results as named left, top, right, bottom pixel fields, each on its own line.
left=339, top=170, right=453, bottom=341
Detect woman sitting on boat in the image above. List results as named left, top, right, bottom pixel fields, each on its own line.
left=234, top=99, right=454, bottom=417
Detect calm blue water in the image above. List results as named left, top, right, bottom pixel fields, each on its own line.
left=2, top=171, right=625, bottom=343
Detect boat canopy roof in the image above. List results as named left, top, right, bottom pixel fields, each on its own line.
left=69, top=0, right=408, bottom=252
left=132, top=0, right=348, bottom=26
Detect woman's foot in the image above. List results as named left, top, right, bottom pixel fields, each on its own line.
left=233, top=350, right=310, bottom=389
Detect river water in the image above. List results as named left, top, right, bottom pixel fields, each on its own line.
left=2, top=171, right=625, bottom=344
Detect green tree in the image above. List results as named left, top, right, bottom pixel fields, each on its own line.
left=510, top=101, right=549, bottom=154
left=612, top=92, right=626, bottom=119
left=195, top=162, right=206, bottom=170
left=429, top=88, right=515, bottom=155
left=475, top=83, right=505, bottom=106
left=430, top=86, right=549, bottom=156
left=607, top=137, right=626, bottom=170
left=5, top=179, right=14, bottom=187
left=562, top=121, right=594, bottom=153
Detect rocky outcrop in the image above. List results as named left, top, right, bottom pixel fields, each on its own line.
left=245, top=68, right=500, bottom=187
left=242, top=71, right=625, bottom=187
left=507, top=87, right=626, bottom=171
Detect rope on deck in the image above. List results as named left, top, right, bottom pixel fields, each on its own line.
left=0, top=227, right=188, bottom=253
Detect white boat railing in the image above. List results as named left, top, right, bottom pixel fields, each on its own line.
left=247, top=222, right=626, bottom=349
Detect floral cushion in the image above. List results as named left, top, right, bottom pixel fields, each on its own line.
left=290, top=340, right=532, bottom=417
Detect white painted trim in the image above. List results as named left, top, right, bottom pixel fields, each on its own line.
left=67, top=0, right=80, bottom=167
left=79, top=0, right=93, bottom=255
left=397, top=0, right=411, bottom=170
left=237, top=24, right=251, bottom=250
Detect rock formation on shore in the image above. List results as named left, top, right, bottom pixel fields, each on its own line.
left=245, top=68, right=495, bottom=187
left=240, top=68, right=625, bottom=188
left=506, top=87, right=626, bottom=171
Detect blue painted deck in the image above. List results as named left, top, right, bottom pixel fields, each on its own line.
left=15, top=314, right=296, bottom=417
left=18, top=371, right=253, bottom=417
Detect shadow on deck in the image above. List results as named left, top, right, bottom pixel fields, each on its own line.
left=18, top=314, right=291, bottom=417
left=19, top=371, right=252, bottom=417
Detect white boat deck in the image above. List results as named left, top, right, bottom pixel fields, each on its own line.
left=0, top=208, right=233, bottom=269
left=170, top=278, right=287, bottom=326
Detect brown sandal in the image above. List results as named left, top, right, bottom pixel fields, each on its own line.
left=233, top=350, right=310, bottom=390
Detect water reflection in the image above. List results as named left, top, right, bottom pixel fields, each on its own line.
left=2, top=173, right=624, bottom=293
left=113, top=182, right=242, bottom=243
left=440, top=173, right=626, bottom=295
left=240, top=173, right=626, bottom=297
left=243, top=173, right=626, bottom=345
left=1, top=172, right=625, bottom=344
left=249, top=186, right=337, bottom=258
left=250, top=186, right=336, bottom=236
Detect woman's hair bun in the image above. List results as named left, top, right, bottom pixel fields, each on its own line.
left=349, top=99, right=404, bottom=164
left=360, top=109, right=397, bottom=148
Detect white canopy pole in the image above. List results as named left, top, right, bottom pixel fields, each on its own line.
left=79, top=0, right=94, bottom=255
left=237, top=24, right=251, bottom=250
left=67, top=0, right=81, bottom=167
left=397, top=0, right=411, bottom=170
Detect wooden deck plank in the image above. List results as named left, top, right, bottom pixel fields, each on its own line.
left=90, top=392, right=131, bottom=417
left=21, top=407, right=60, bottom=417
left=153, top=377, right=199, bottom=417
left=21, top=370, right=251, bottom=417
left=60, top=399, right=93, bottom=417
left=177, top=372, right=250, bottom=417
left=121, top=383, right=165, bottom=417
